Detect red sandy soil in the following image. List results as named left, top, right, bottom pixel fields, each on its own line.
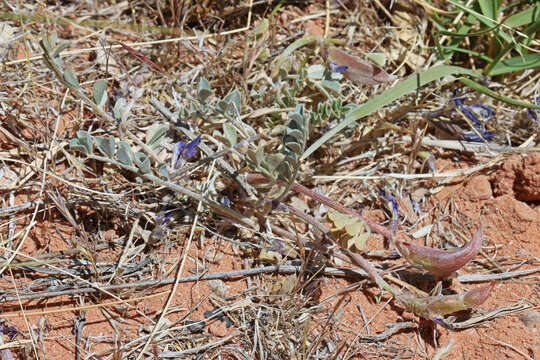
left=1, top=154, right=539, bottom=359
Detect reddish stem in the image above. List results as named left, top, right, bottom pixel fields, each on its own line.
left=245, top=173, right=393, bottom=241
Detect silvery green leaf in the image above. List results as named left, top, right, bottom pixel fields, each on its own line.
left=70, top=138, right=89, bottom=155
left=64, top=68, right=80, bottom=88
left=42, top=32, right=57, bottom=52
left=134, top=152, right=151, bottom=173
left=94, top=136, right=115, bottom=158
left=113, top=98, right=127, bottom=122
left=216, top=100, right=228, bottom=114
left=277, top=161, right=293, bottom=182
left=264, top=153, right=285, bottom=175
left=52, top=57, right=64, bottom=69
left=146, top=123, right=168, bottom=149
left=367, top=52, right=386, bottom=67
left=223, top=123, right=237, bottom=147
left=76, top=130, right=93, bottom=154
left=158, top=164, right=170, bottom=179
left=53, top=42, right=70, bottom=58
left=250, top=18, right=269, bottom=37
left=326, top=70, right=343, bottom=81
left=117, top=141, right=134, bottom=166
left=322, top=79, right=341, bottom=94
left=307, top=64, right=325, bottom=80
left=93, top=79, right=108, bottom=107
left=223, top=89, right=241, bottom=116
left=197, top=77, right=213, bottom=103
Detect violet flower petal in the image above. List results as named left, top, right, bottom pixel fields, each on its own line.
left=460, top=105, right=482, bottom=126
left=463, top=129, right=494, bottom=142
left=184, top=135, right=201, bottom=158
left=526, top=96, right=540, bottom=121
left=173, top=141, right=187, bottom=169
left=469, top=104, right=495, bottom=119
left=330, top=61, right=348, bottom=73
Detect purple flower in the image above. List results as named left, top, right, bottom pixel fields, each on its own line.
left=219, top=195, right=231, bottom=207
left=526, top=96, right=540, bottom=122
left=450, top=89, right=467, bottom=107
left=463, top=129, right=494, bottom=142
left=330, top=61, right=348, bottom=73
left=469, top=104, right=495, bottom=119
left=460, top=106, right=482, bottom=126
left=173, top=135, right=201, bottom=169
left=0, top=322, right=18, bottom=341
left=379, top=189, right=399, bottom=235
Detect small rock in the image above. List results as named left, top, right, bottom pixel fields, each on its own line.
left=491, top=154, right=540, bottom=202
left=487, top=195, right=538, bottom=233
left=518, top=311, right=540, bottom=328
left=464, top=175, right=492, bottom=201
left=184, top=319, right=205, bottom=334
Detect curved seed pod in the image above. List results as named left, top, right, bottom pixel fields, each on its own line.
left=401, top=282, right=495, bottom=319
left=321, top=45, right=396, bottom=85
left=396, top=225, right=484, bottom=279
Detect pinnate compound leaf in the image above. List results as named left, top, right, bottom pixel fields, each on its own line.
left=322, top=46, right=395, bottom=85
left=116, top=141, right=134, bottom=166
left=94, top=136, right=115, bottom=158
left=396, top=225, right=483, bottom=279
left=93, top=79, right=108, bottom=107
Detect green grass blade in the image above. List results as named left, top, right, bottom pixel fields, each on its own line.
left=302, top=66, right=477, bottom=160
left=449, top=0, right=513, bottom=44
left=478, top=0, right=501, bottom=21
left=504, top=4, right=540, bottom=28
left=458, top=77, right=540, bottom=109
left=487, top=53, right=540, bottom=75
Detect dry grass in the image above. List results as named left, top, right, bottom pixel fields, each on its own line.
left=1, top=1, right=539, bottom=359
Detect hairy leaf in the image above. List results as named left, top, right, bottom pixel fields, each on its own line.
left=93, top=79, right=108, bottom=107
left=94, top=136, right=115, bottom=158
left=117, top=141, right=134, bottom=166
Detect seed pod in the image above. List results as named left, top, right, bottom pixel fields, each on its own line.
left=401, top=282, right=495, bottom=319
left=321, top=45, right=396, bottom=85
left=396, top=225, right=484, bottom=279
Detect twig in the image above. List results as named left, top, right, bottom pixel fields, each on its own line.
left=485, top=335, right=534, bottom=360
left=246, top=173, right=393, bottom=241
left=451, top=303, right=532, bottom=330
left=458, top=267, right=540, bottom=283
left=158, top=331, right=240, bottom=358
left=0, top=265, right=368, bottom=302
left=356, top=322, right=415, bottom=343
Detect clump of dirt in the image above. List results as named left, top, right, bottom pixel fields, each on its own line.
left=490, top=154, right=540, bottom=202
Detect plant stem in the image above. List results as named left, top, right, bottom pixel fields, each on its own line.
left=245, top=173, right=393, bottom=241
